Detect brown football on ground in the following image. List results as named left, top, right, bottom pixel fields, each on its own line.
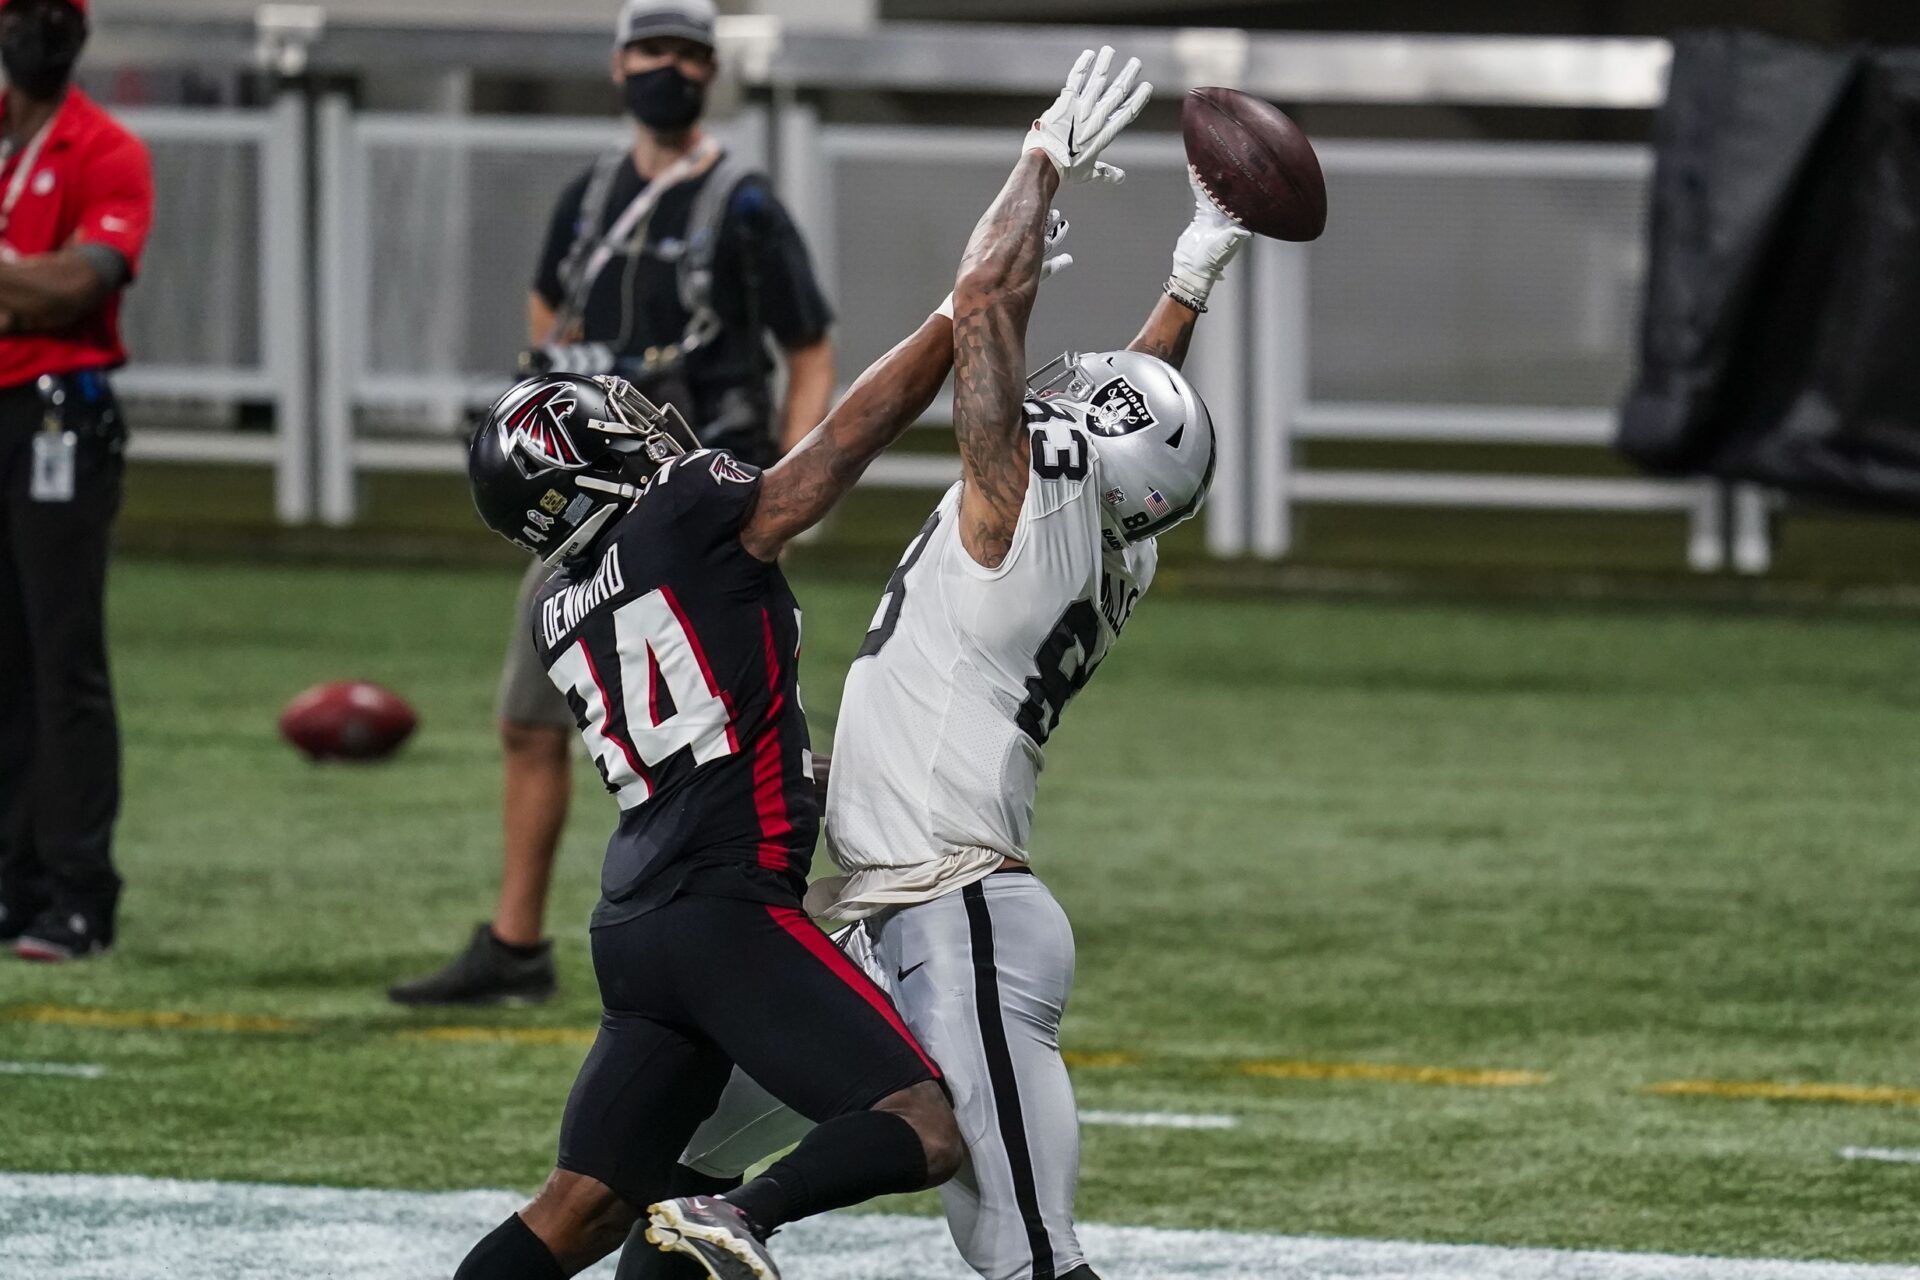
left=279, top=681, right=417, bottom=762
left=1182, top=87, right=1327, bottom=242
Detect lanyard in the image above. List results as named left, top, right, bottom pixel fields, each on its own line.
left=0, top=118, right=53, bottom=239
left=553, top=136, right=721, bottom=341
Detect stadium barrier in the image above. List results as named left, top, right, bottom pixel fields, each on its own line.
left=88, top=15, right=1773, bottom=571
left=113, top=96, right=310, bottom=522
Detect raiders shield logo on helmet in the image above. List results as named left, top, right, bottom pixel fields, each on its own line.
left=1085, top=377, right=1157, bottom=436
left=498, top=383, right=585, bottom=475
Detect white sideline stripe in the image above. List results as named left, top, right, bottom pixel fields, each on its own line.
left=4, top=1174, right=1920, bottom=1280
left=1079, top=1109, right=1239, bottom=1130
left=1842, top=1147, right=1920, bottom=1165
left=0, top=1061, right=105, bottom=1078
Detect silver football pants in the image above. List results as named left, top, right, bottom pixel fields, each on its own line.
left=664, top=871, right=1088, bottom=1280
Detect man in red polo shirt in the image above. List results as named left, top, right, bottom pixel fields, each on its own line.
left=0, top=0, right=153, bottom=961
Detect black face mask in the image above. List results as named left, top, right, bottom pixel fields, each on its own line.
left=623, top=65, right=706, bottom=133
left=1, top=4, right=86, bottom=102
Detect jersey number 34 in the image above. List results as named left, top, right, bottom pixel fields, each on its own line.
left=549, top=588, right=736, bottom=807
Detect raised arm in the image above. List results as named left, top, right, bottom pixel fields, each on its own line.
left=951, top=46, right=1149, bottom=568
left=1128, top=165, right=1251, bottom=372
left=950, top=152, right=1060, bottom=567
left=739, top=309, right=955, bottom=562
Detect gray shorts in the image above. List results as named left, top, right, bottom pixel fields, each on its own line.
left=640, top=874, right=1089, bottom=1280
left=496, top=557, right=573, bottom=728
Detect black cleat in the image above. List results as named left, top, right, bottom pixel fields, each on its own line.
left=387, top=922, right=555, bottom=1006
left=15, top=906, right=113, bottom=962
left=0, top=897, right=49, bottom=945
left=644, top=1196, right=780, bottom=1280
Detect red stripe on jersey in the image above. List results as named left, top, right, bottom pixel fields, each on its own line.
left=765, top=904, right=941, bottom=1079
left=660, top=585, right=740, bottom=754
left=760, top=607, right=786, bottom=720
left=579, top=637, right=650, bottom=790
left=751, top=723, right=792, bottom=872
left=644, top=640, right=663, bottom=726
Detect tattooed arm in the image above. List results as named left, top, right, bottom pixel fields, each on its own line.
left=738, top=311, right=955, bottom=563
left=1128, top=294, right=1200, bottom=371
left=950, top=151, right=1061, bottom=568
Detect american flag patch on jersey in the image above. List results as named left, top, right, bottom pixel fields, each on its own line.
left=1145, top=487, right=1171, bottom=517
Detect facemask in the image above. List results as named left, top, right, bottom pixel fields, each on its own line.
left=623, top=64, right=706, bottom=133
left=0, top=4, right=85, bottom=102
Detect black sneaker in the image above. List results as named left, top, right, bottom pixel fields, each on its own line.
left=644, top=1196, right=780, bottom=1280
left=0, top=897, right=49, bottom=945
left=387, top=923, right=556, bottom=1006
left=15, top=906, right=113, bottom=962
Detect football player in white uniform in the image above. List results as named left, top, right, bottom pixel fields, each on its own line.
left=622, top=45, right=1248, bottom=1280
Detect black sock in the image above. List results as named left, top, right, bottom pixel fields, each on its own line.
left=615, top=1167, right=743, bottom=1280
left=487, top=927, right=548, bottom=959
left=454, top=1213, right=563, bottom=1280
left=1059, top=1267, right=1104, bottom=1280
left=724, top=1110, right=927, bottom=1232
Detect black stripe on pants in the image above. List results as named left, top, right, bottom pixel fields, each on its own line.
left=962, top=880, right=1055, bottom=1280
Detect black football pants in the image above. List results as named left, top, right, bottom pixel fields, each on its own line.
left=0, top=375, right=125, bottom=924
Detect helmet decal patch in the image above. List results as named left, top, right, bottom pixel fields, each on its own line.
left=1085, top=378, right=1157, bottom=436
left=499, top=385, right=584, bottom=471
left=1145, top=488, right=1172, bottom=518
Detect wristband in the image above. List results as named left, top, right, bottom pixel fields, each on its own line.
left=1164, top=280, right=1207, bottom=314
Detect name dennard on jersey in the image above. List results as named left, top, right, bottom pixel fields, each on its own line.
left=541, top=544, right=627, bottom=650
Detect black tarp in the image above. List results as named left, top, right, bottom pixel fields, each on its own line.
left=1620, top=31, right=1920, bottom=508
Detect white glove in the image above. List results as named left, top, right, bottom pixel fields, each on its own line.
left=1023, top=46, right=1150, bottom=186
left=1165, top=165, right=1252, bottom=313
left=938, top=209, right=1072, bottom=319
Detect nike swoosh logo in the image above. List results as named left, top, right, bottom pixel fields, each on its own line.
left=896, top=961, right=927, bottom=982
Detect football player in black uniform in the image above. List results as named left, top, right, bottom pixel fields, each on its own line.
left=456, top=348, right=964, bottom=1276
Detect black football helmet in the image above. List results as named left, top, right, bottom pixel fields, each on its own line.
left=469, top=374, right=698, bottom=564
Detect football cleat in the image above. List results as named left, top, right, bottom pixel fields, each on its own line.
left=644, top=1195, right=780, bottom=1280
left=14, top=907, right=113, bottom=962
left=387, top=923, right=556, bottom=1006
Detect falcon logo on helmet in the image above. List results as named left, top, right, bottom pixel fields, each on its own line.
left=498, top=384, right=585, bottom=475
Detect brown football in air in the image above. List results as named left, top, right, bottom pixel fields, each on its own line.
left=279, top=681, right=417, bottom=762
left=1182, top=87, right=1327, bottom=242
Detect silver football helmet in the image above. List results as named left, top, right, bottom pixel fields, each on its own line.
left=1026, top=349, right=1215, bottom=544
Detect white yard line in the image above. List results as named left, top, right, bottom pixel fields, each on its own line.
left=0, top=1062, right=105, bottom=1079
left=1078, top=1109, right=1239, bottom=1130
left=3, top=1173, right=1918, bottom=1280
left=1841, top=1147, right=1920, bottom=1165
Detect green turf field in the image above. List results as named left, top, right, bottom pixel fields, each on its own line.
left=4, top=555, right=1919, bottom=1264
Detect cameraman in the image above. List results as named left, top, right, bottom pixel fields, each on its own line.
left=0, top=0, right=153, bottom=962
left=392, top=0, right=834, bottom=1004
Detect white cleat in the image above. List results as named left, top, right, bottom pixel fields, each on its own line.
left=644, top=1195, right=781, bottom=1280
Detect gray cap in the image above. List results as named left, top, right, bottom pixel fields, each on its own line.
left=617, top=0, right=718, bottom=50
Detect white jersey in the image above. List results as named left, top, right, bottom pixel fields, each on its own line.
left=811, top=423, right=1157, bottom=918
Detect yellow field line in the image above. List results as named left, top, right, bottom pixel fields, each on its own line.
left=14, top=1004, right=1920, bottom=1107
left=1242, top=1058, right=1549, bottom=1088
left=1062, top=1050, right=1140, bottom=1069
left=396, top=1026, right=596, bottom=1047
left=1, top=1003, right=302, bottom=1034
left=1646, top=1079, right=1920, bottom=1107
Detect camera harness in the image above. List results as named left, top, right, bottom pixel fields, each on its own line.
left=551, top=137, right=758, bottom=381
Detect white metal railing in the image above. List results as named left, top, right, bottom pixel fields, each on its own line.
left=313, top=104, right=769, bottom=523
left=82, top=19, right=1780, bottom=572
left=113, top=97, right=310, bottom=521
left=1241, top=139, right=1756, bottom=572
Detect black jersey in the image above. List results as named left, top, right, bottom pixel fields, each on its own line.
left=531, top=450, right=815, bottom=925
